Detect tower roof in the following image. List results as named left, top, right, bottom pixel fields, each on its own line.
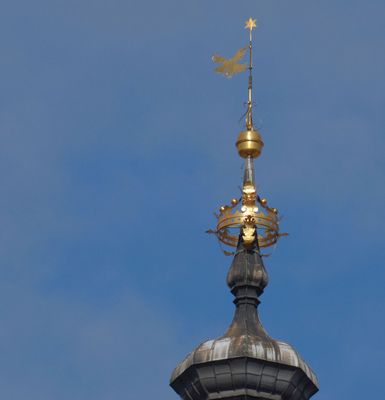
left=170, top=18, right=318, bottom=400
left=170, top=238, right=318, bottom=400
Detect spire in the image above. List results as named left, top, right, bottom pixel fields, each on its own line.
left=170, top=18, right=318, bottom=400
left=209, top=17, right=283, bottom=254
left=245, top=17, right=257, bottom=131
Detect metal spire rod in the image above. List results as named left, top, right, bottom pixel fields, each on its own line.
left=243, top=155, right=255, bottom=185
left=245, top=18, right=257, bottom=130
left=244, top=18, right=258, bottom=187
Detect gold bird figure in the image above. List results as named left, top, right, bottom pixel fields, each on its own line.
left=212, top=47, right=247, bottom=78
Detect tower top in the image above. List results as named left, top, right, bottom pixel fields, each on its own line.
left=209, top=18, right=286, bottom=256
left=170, top=17, right=319, bottom=400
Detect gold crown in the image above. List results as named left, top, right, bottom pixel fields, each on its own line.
left=208, top=181, right=286, bottom=254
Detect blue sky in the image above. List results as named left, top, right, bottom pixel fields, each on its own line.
left=0, top=0, right=384, bottom=399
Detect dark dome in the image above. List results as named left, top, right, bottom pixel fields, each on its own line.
left=170, top=238, right=318, bottom=400
left=171, top=336, right=317, bottom=386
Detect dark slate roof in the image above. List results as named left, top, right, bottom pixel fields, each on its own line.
left=171, top=336, right=317, bottom=386
left=170, top=236, right=318, bottom=400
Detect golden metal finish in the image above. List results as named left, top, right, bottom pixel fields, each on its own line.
left=209, top=188, right=283, bottom=251
left=212, top=47, right=248, bottom=78
left=242, top=216, right=257, bottom=245
left=208, top=18, right=287, bottom=255
left=208, top=179, right=284, bottom=252
left=236, top=129, right=264, bottom=158
left=245, top=18, right=257, bottom=31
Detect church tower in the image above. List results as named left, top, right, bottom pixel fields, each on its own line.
left=170, top=18, right=319, bottom=400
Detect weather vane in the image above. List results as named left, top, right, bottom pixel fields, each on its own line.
left=208, top=18, right=287, bottom=256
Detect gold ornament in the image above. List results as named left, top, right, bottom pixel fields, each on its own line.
left=212, top=47, right=248, bottom=78
left=208, top=18, right=287, bottom=255
left=245, top=17, right=257, bottom=31
left=211, top=187, right=282, bottom=250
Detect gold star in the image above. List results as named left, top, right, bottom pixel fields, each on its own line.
left=245, top=17, right=257, bottom=31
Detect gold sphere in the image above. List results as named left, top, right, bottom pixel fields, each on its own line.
left=236, top=129, right=264, bottom=158
left=261, top=198, right=267, bottom=206
left=231, top=198, right=238, bottom=205
left=220, top=206, right=226, bottom=212
left=272, top=208, right=278, bottom=214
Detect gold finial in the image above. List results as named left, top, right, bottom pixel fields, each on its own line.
left=245, top=18, right=257, bottom=31
left=208, top=18, right=286, bottom=255
left=245, top=18, right=257, bottom=44
left=235, top=16, right=264, bottom=158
